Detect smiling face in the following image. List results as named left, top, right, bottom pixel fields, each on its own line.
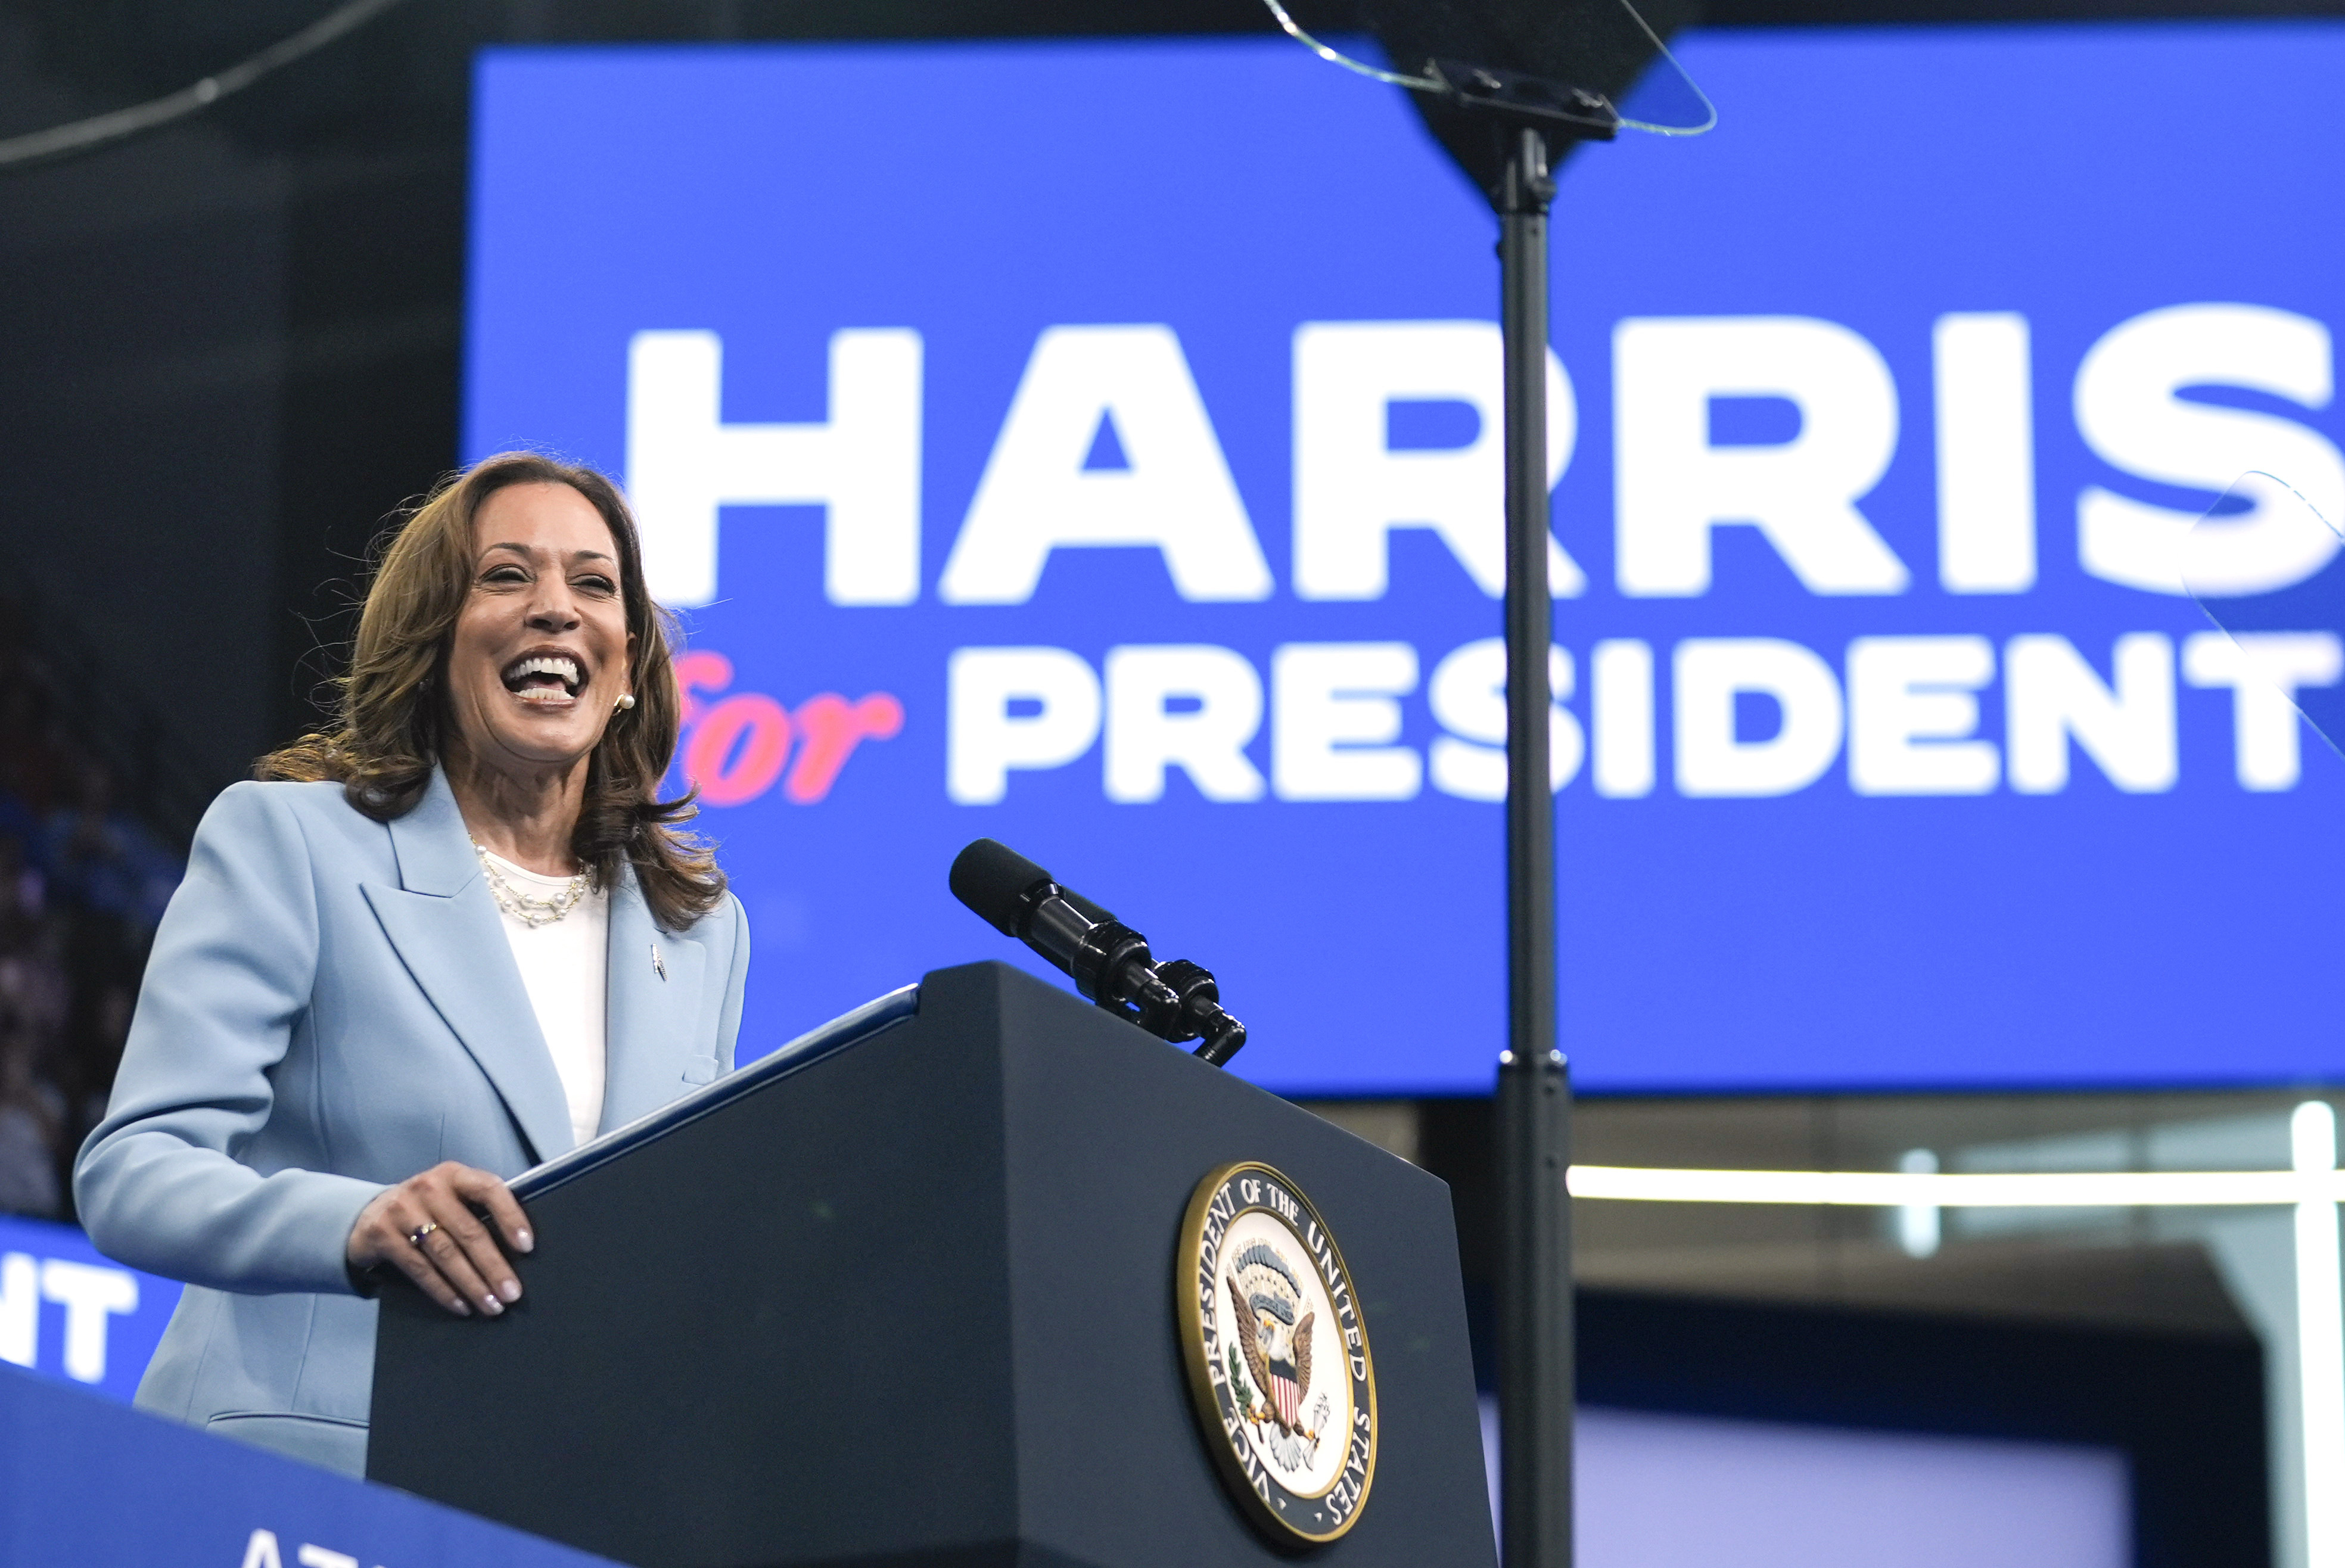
left=443, top=481, right=636, bottom=778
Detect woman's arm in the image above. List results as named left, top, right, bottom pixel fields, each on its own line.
left=73, top=783, right=385, bottom=1296
left=713, top=892, right=751, bottom=1074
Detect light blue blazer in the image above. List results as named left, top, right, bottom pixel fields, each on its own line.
left=74, top=768, right=748, bottom=1478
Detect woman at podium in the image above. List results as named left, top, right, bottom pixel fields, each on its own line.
left=74, top=453, right=749, bottom=1477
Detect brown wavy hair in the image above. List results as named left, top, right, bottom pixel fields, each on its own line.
left=258, top=452, right=726, bottom=931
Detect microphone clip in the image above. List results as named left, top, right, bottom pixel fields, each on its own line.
left=1010, top=879, right=1248, bottom=1066
left=951, top=839, right=1248, bottom=1068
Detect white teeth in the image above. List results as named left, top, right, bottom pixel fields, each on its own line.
left=506, top=655, right=582, bottom=688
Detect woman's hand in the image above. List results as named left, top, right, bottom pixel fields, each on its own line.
left=347, top=1162, right=533, bottom=1317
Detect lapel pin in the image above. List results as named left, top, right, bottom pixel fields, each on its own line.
left=651, top=942, right=667, bottom=982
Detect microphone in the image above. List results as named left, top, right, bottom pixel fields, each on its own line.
left=948, top=838, right=1247, bottom=1066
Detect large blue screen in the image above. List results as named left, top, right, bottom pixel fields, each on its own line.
left=466, top=24, right=2345, bottom=1094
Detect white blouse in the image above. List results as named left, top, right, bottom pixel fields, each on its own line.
left=480, top=850, right=609, bottom=1148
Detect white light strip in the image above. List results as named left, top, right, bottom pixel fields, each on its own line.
left=1571, top=1137, right=2345, bottom=1568
left=1568, top=1163, right=2345, bottom=1207
left=2295, top=1103, right=2344, bottom=1568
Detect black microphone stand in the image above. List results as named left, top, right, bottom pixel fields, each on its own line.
left=1273, top=29, right=1671, bottom=1563
left=1407, top=73, right=1612, bottom=1568
left=1494, top=120, right=1575, bottom=1568
left=1377, top=64, right=1617, bottom=1563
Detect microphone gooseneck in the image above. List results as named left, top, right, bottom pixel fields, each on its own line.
left=948, top=838, right=1247, bottom=1066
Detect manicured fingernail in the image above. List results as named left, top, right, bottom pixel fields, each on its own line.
left=452, top=1300, right=472, bottom=1317
left=482, top=1296, right=502, bottom=1315
left=499, top=1280, right=521, bottom=1303
left=515, top=1230, right=534, bottom=1252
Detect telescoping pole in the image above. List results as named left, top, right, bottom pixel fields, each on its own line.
left=1495, top=123, right=1574, bottom=1568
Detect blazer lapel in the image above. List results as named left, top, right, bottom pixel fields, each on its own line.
left=601, top=870, right=707, bottom=1130
left=363, top=769, right=575, bottom=1163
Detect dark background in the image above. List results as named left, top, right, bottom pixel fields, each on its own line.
left=3, top=0, right=2341, bottom=837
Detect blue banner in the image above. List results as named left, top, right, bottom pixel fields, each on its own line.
left=0, top=1212, right=178, bottom=1404
left=466, top=24, right=2345, bottom=1093
left=0, top=1361, right=607, bottom=1564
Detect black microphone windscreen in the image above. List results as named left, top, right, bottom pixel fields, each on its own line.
left=950, top=838, right=1053, bottom=937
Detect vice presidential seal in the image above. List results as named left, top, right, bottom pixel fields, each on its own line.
left=1176, top=1162, right=1377, bottom=1545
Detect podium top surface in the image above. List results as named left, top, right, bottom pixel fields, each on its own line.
left=508, top=981, right=919, bottom=1202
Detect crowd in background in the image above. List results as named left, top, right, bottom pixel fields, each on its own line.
left=0, top=611, right=183, bottom=1221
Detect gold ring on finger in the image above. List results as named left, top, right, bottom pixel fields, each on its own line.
left=408, top=1221, right=440, bottom=1247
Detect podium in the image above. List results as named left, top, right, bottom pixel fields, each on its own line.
left=370, top=962, right=1496, bottom=1568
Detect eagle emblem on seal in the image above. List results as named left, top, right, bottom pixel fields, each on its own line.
left=1224, top=1243, right=1316, bottom=1441
left=1177, top=1162, right=1378, bottom=1546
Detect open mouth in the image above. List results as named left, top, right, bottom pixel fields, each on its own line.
left=501, top=652, right=584, bottom=705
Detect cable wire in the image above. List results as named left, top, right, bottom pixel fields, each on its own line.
left=0, top=0, right=410, bottom=172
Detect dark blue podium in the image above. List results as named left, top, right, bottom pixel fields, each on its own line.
left=369, top=961, right=1494, bottom=1568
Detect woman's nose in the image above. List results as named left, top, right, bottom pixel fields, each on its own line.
left=525, top=586, right=581, bottom=630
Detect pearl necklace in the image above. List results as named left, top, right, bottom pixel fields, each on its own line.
left=472, top=840, right=589, bottom=929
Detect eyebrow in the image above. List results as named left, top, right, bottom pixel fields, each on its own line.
left=482, top=543, right=617, bottom=565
